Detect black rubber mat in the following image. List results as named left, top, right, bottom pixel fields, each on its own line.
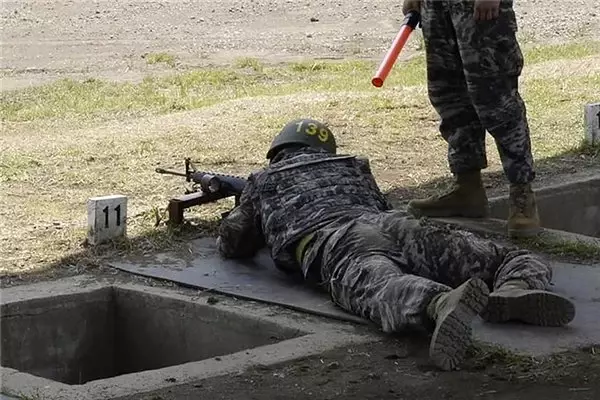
left=109, top=237, right=600, bottom=355
left=109, top=237, right=367, bottom=324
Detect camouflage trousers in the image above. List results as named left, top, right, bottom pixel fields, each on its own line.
left=302, top=211, right=552, bottom=332
left=421, top=0, right=535, bottom=184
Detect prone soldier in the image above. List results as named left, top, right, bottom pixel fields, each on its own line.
left=216, top=119, right=575, bottom=371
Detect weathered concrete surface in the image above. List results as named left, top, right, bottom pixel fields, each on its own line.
left=433, top=216, right=600, bottom=250
left=1, top=287, right=115, bottom=385
left=473, top=262, right=600, bottom=355
left=0, top=277, right=377, bottom=400
left=2, top=286, right=302, bottom=385
left=109, top=238, right=600, bottom=357
left=488, top=175, right=600, bottom=238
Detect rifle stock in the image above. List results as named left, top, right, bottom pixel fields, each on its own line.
left=156, top=158, right=248, bottom=224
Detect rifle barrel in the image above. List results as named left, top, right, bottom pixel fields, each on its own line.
left=155, top=168, right=188, bottom=177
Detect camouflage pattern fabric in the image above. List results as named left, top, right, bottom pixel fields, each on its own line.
left=217, top=148, right=552, bottom=332
left=421, top=0, right=535, bottom=184
left=301, top=211, right=552, bottom=332
left=217, top=147, right=392, bottom=273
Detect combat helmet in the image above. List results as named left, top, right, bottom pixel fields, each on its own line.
left=266, top=118, right=337, bottom=160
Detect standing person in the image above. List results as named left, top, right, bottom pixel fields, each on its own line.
left=216, top=119, right=575, bottom=371
left=402, top=0, right=540, bottom=238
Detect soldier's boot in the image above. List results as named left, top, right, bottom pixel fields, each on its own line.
left=482, top=280, right=575, bottom=327
left=507, top=183, right=542, bottom=238
left=407, top=171, right=489, bottom=218
left=426, top=278, right=490, bottom=371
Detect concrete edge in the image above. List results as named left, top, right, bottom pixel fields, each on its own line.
left=0, top=274, right=105, bottom=305
left=0, top=277, right=382, bottom=400
left=432, top=217, right=600, bottom=249
left=489, top=174, right=600, bottom=203
left=2, top=332, right=377, bottom=400
left=85, top=331, right=376, bottom=400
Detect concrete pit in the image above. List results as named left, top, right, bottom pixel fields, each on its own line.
left=2, top=286, right=301, bottom=385
left=489, top=175, right=600, bottom=237
left=1, top=278, right=374, bottom=400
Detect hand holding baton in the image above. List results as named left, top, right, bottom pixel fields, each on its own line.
left=371, top=11, right=421, bottom=88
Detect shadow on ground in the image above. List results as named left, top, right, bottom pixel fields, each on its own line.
left=384, top=143, right=599, bottom=206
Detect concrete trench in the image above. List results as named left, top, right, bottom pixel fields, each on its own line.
left=489, top=174, right=600, bottom=238
left=0, top=279, right=376, bottom=400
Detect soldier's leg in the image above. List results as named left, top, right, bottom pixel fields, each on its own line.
left=485, top=249, right=576, bottom=326
left=318, top=219, right=489, bottom=371
left=407, top=0, right=489, bottom=219
left=377, top=212, right=575, bottom=326
left=450, top=0, right=540, bottom=237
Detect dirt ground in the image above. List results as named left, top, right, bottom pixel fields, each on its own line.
left=2, top=0, right=600, bottom=90
left=118, top=340, right=600, bottom=400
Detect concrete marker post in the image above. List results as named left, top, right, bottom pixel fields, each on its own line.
left=87, top=195, right=128, bottom=245
left=584, top=102, right=600, bottom=145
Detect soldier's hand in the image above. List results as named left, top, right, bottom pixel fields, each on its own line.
left=474, top=0, right=501, bottom=21
left=402, top=0, right=421, bottom=15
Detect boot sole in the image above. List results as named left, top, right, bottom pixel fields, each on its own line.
left=484, top=290, right=575, bottom=327
left=429, top=278, right=490, bottom=371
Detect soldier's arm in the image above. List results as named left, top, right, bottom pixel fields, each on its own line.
left=216, top=177, right=266, bottom=259
left=356, top=156, right=394, bottom=210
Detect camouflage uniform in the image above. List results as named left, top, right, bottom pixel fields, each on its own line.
left=421, top=0, right=534, bottom=184
left=217, top=147, right=552, bottom=333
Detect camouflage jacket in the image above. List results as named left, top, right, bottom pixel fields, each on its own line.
left=216, top=147, right=392, bottom=273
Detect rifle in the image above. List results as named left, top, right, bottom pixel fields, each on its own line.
left=155, top=158, right=247, bottom=224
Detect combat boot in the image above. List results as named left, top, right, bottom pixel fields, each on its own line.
left=482, top=280, right=575, bottom=327
left=426, top=278, right=489, bottom=371
left=407, top=171, right=489, bottom=218
left=507, top=183, right=541, bottom=238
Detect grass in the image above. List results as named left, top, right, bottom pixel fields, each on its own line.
left=465, top=343, right=600, bottom=383
left=524, top=41, right=600, bottom=64
left=143, top=52, right=177, bottom=67
left=0, top=57, right=426, bottom=123
left=2, top=41, right=598, bottom=125
left=515, top=236, right=600, bottom=260
left=1, top=41, right=599, bottom=276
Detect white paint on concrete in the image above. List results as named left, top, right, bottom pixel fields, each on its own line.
left=87, top=195, right=128, bottom=245
left=584, top=102, right=600, bottom=145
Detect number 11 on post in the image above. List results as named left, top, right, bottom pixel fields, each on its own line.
left=87, top=195, right=128, bottom=245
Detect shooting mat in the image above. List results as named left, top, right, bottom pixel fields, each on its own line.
left=109, top=237, right=600, bottom=356
left=109, top=237, right=366, bottom=324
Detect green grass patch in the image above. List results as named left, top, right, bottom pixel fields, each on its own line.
left=0, top=154, right=42, bottom=183
left=514, top=236, right=600, bottom=260
left=3, top=40, right=597, bottom=125
left=465, top=343, right=600, bottom=383
left=523, top=40, right=600, bottom=64
left=0, top=57, right=426, bottom=123
left=144, top=52, right=176, bottom=67
left=235, top=57, right=264, bottom=72
left=522, top=72, right=600, bottom=158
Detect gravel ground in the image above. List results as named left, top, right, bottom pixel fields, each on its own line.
left=2, top=0, right=600, bottom=90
